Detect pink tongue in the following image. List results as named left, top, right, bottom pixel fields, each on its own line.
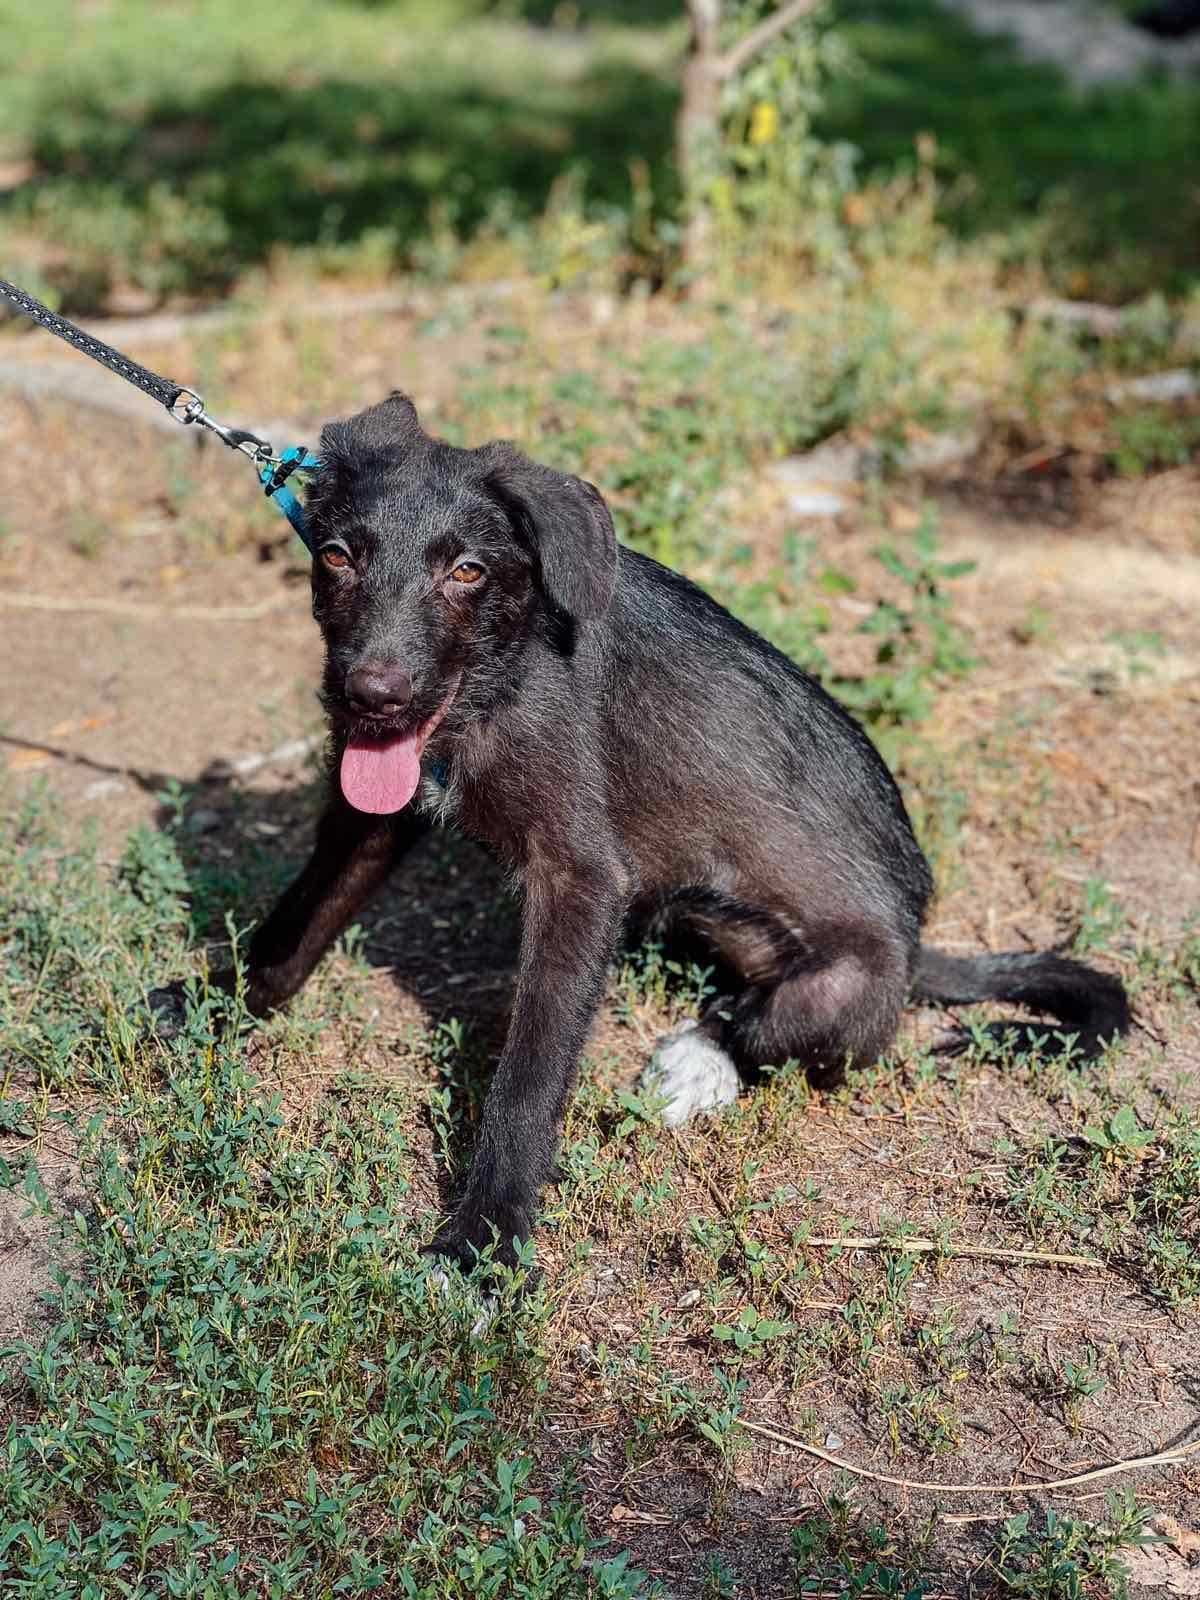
left=340, top=733, right=423, bottom=814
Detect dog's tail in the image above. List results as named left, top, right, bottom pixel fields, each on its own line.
left=912, top=946, right=1130, bottom=1061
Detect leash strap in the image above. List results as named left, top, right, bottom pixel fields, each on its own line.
left=1, top=276, right=320, bottom=550
left=1, top=277, right=185, bottom=410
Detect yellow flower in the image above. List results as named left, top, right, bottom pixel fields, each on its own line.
left=748, top=101, right=779, bottom=146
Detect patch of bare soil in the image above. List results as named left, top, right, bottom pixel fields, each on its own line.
left=0, top=1146, right=84, bottom=1372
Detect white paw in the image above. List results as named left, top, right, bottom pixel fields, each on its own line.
left=426, top=1263, right=498, bottom=1338
left=641, top=1022, right=741, bottom=1128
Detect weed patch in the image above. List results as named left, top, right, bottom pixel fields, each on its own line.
left=0, top=804, right=653, bottom=1598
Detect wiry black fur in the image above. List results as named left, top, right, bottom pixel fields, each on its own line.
left=162, top=392, right=1130, bottom=1275
left=912, top=948, right=1130, bottom=1059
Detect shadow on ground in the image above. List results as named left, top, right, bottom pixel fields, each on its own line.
left=5, top=58, right=679, bottom=304
left=159, top=761, right=520, bottom=1015
left=153, top=763, right=522, bottom=1179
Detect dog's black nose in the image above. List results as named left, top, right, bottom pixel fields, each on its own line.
left=345, top=662, right=413, bottom=715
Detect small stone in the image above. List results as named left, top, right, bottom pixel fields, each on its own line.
left=1106, top=369, right=1199, bottom=405
left=898, top=430, right=979, bottom=473
left=83, top=778, right=125, bottom=801
left=187, top=808, right=221, bottom=833
left=676, top=1288, right=701, bottom=1310
left=788, top=489, right=848, bottom=518
left=824, top=1432, right=844, bottom=1451
left=768, top=439, right=865, bottom=486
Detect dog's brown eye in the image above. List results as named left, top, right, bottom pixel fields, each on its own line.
left=450, top=561, right=485, bottom=585
left=320, top=546, right=352, bottom=572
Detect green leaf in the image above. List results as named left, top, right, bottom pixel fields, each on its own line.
left=1107, top=1105, right=1154, bottom=1148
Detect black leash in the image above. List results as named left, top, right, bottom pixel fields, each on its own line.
left=1, top=277, right=187, bottom=411
left=0, top=278, right=319, bottom=548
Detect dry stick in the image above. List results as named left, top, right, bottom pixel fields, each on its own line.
left=0, top=592, right=291, bottom=622
left=741, top=1418, right=1200, bottom=1496
left=682, top=1138, right=1101, bottom=1274
left=801, top=1235, right=1103, bottom=1271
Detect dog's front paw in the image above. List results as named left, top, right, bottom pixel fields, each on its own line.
left=423, top=1213, right=533, bottom=1336
left=140, top=971, right=240, bottom=1042
left=425, top=1204, right=533, bottom=1278
left=422, top=1257, right=500, bottom=1337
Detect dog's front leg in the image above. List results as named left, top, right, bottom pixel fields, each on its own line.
left=148, top=795, right=427, bottom=1036
left=242, top=795, right=429, bottom=1015
left=429, top=854, right=626, bottom=1274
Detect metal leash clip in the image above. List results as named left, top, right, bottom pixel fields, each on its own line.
left=169, top=386, right=319, bottom=548
left=2, top=276, right=319, bottom=549
left=169, top=387, right=278, bottom=467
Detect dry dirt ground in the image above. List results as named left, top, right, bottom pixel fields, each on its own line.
left=1, top=292, right=1199, bottom=1596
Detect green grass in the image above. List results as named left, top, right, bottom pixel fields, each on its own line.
left=1, top=777, right=1191, bottom=1594
left=987, top=1491, right=1156, bottom=1600
left=4, top=0, right=1200, bottom=308
left=1001, top=1105, right=1200, bottom=1307
left=0, top=0, right=680, bottom=308
left=0, top=799, right=655, bottom=1598
left=820, top=0, right=1200, bottom=298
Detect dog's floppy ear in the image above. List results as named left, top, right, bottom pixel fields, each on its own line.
left=484, top=446, right=618, bottom=621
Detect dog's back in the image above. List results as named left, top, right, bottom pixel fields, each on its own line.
left=592, top=549, right=933, bottom=943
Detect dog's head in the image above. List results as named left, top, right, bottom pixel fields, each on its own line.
left=306, top=392, right=617, bottom=813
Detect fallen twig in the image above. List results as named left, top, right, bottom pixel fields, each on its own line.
left=799, top=1235, right=1103, bottom=1271
left=741, top=1418, right=1200, bottom=1495
left=678, top=1136, right=1102, bottom=1323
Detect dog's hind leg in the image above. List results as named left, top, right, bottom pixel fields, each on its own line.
left=714, top=926, right=908, bottom=1084
left=640, top=892, right=784, bottom=1126
left=642, top=892, right=909, bottom=1123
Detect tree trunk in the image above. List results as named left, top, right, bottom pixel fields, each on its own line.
left=676, top=1, right=826, bottom=283
left=677, top=0, right=723, bottom=280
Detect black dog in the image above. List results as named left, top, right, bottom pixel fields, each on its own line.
left=167, top=392, right=1129, bottom=1274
